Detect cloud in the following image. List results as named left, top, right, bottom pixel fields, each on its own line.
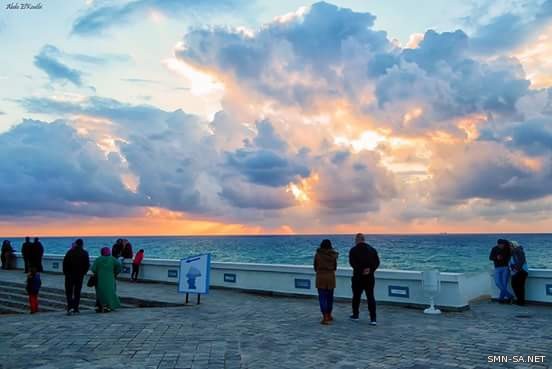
left=34, top=45, right=83, bottom=86
left=8, top=2, right=552, bottom=230
left=72, top=0, right=243, bottom=36
left=223, top=120, right=310, bottom=188
left=469, top=0, right=552, bottom=55
left=0, top=119, right=144, bottom=216
left=313, top=149, right=396, bottom=214
left=432, top=141, right=552, bottom=203
left=177, top=2, right=393, bottom=107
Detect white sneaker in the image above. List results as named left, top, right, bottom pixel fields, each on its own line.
left=370, top=321, right=377, bottom=326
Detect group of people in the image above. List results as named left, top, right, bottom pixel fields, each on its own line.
left=489, top=239, right=529, bottom=306
left=2, top=237, right=146, bottom=314
left=313, top=233, right=380, bottom=325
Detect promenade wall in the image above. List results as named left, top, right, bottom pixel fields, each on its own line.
left=11, top=253, right=552, bottom=310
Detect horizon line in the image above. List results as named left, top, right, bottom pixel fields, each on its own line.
left=1, top=231, right=551, bottom=238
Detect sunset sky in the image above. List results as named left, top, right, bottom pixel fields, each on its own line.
left=1, top=0, right=552, bottom=236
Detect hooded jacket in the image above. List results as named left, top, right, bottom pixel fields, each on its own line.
left=313, top=248, right=338, bottom=289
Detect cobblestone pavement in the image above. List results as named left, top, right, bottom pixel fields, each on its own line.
left=0, top=271, right=550, bottom=369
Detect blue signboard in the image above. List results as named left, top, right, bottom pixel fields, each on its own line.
left=178, top=254, right=211, bottom=294
left=546, top=284, right=552, bottom=296
left=224, top=273, right=236, bottom=283
left=294, top=278, right=311, bottom=289
left=52, top=262, right=59, bottom=270
left=388, top=285, right=409, bottom=298
left=168, top=269, right=178, bottom=278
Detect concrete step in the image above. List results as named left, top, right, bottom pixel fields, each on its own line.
left=0, top=296, right=58, bottom=313
left=0, top=279, right=181, bottom=308
left=0, top=283, right=139, bottom=312
left=0, top=291, right=97, bottom=311
left=0, top=305, right=30, bottom=315
left=0, top=284, right=134, bottom=309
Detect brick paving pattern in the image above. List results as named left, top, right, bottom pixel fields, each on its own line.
left=0, top=270, right=550, bottom=369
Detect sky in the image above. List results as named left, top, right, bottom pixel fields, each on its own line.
left=1, top=0, right=552, bottom=236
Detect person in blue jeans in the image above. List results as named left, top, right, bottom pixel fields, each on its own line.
left=313, top=239, right=338, bottom=325
left=489, top=239, right=513, bottom=303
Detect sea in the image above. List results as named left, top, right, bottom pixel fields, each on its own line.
left=4, top=234, right=550, bottom=273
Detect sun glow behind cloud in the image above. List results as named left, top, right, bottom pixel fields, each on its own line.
left=163, top=58, right=224, bottom=96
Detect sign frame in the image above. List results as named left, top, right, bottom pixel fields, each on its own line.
left=178, top=253, right=211, bottom=295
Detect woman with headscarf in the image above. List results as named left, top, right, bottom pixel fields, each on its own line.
left=509, top=241, right=529, bottom=306
left=313, top=239, right=338, bottom=325
left=1, top=240, right=14, bottom=269
left=91, top=247, right=121, bottom=312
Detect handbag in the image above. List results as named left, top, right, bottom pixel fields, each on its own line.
left=87, top=274, right=97, bottom=287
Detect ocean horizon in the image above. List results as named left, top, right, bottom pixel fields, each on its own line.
left=3, top=233, right=550, bottom=273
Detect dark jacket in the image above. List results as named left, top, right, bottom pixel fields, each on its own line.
left=349, top=242, right=380, bottom=278
left=112, top=242, right=124, bottom=258
left=314, top=248, right=338, bottom=289
left=122, top=243, right=133, bottom=259
left=26, top=273, right=41, bottom=295
left=63, top=246, right=90, bottom=278
left=489, top=246, right=511, bottom=268
left=28, top=241, right=44, bottom=272
left=1, top=241, right=13, bottom=255
left=21, top=241, right=32, bottom=259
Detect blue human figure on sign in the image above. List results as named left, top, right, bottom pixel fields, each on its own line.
left=186, top=266, right=202, bottom=289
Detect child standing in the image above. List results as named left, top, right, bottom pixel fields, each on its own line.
left=131, top=249, right=144, bottom=281
left=26, top=267, right=41, bottom=314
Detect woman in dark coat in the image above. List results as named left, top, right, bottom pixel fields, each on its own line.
left=313, top=239, right=338, bottom=325
left=1, top=240, right=14, bottom=269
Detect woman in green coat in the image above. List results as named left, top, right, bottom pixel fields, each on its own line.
left=91, top=247, right=121, bottom=312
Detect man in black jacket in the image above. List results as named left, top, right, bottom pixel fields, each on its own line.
left=28, top=237, right=44, bottom=272
left=63, top=239, right=90, bottom=314
left=349, top=233, right=380, bottom=325
left=21, top=237, right=32, bottom=273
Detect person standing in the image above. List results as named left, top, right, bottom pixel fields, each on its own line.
left=131, top=249, right=144, bottom=281
left=509, top=241, right=529, bottom=306
left=21, top=237, right=32, bottom=273
left=489, top=239, right=513, bottom=304
left=349, top=233, right=380, bottom=325
left=111, top=239, right=124, bottom=259
left=63, top=239, right=90, bottom=315
left=1, top=240, right=14, bottom=269
left=122, top=239, right=133, bottom=260
left=91, top=247, right=122, bottom=313
left=313, top=240, right=338, bottom=325
left=26, top=267, right=41, bottom=314
left=28, top=237, right=44, bottom=272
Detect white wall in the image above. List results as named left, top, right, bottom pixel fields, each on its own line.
left=489, top=268, right=552, bottom=304
left=13, top=253, right=551, bottom=309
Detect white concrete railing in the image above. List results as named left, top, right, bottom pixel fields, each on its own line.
left=489, top=268, right=552, bottom=304
left=11, top=253, right=552, bottom=309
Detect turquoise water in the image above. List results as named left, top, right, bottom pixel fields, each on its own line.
left=3, top=234, right=550, bottom=272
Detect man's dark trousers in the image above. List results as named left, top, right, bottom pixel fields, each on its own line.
left=352, top=274, right=376, bottom=321
left=65, top=274, right=84, bottom=311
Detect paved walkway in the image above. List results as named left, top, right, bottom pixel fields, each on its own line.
left=0, top=270, right=550, bottom=369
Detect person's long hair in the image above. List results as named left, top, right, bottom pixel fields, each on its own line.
left=319, top=239, right=332, bottom=250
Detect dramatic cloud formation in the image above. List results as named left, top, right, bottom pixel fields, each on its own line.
left=3, top=1, right=552, bottom=233
left=0, top=119, right=142, bottom=217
